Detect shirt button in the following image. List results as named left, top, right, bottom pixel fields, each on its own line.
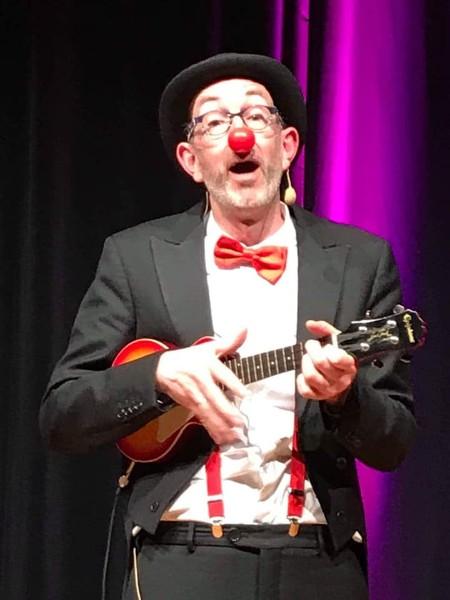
left=227, top=527, right=241, bottom=543
left=149, top=501, right=160, bottom=512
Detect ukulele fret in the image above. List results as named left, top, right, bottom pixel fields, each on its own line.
left=293, top=343, right=303, bottom=370
left=281, top=347, right=288, bottom=372
left=283, top=346, right=295, bottom=372
left=244, top=354, right=251, bottom=383
left=268, top=350, right=278, bottom=376
left=250, top=353, right=258, bottom=383
left=262, top=351, right=269, bottom=379
left=229, top=356, right=237, bottom=379
left=254, top=353, right=263, bottom=379
left=242, top=355, right=250, bottom=384
left=276, top=348, right=286, bottom=374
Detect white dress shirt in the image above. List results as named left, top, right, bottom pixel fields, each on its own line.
left=163, top=205, right=326, bottom=525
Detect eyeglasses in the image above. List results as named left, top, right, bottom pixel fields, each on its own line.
left=186, top=105, right=281, bottom=140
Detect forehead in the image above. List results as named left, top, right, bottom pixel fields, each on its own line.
left=191, top=78, right=274, bottom=115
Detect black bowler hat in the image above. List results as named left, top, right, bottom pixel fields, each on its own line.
left=158, top=52, right=307, bottom=161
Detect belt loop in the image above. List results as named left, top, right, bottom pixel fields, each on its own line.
left=186, top=521, right=196, bottom=553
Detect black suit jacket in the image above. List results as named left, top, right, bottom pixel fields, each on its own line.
left=40, top=202, right=416, bottom=556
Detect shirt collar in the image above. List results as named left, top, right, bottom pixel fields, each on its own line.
left=205, top=203, right=297, bottom=249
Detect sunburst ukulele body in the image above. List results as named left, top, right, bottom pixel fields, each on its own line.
left=113, top=336, right=213, bottom=463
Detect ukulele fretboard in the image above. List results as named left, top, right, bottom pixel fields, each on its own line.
left=225, top=344, right=303, bottom=385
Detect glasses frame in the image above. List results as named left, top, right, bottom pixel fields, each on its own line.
left=185, top=104, right=282, bottom=140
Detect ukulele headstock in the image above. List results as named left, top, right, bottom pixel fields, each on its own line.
left=338, top=305, right=427, bottom=362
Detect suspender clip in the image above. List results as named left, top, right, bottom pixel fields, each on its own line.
left=211, top=520, right=224, bottom=539
left=288, top=517, right=300, bottom=537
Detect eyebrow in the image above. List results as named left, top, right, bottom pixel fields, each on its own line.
left=194, top=89, right=269, bottom=114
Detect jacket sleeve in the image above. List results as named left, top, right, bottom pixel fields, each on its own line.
left=321, top=240, right=418, bottom=471
left=40, top=236, right=167, bottom=454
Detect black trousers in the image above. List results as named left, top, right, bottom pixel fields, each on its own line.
left=124, top=522, right=368, bottom=600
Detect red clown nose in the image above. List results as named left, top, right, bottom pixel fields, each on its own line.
left=228, top=127, right=256, bottom=155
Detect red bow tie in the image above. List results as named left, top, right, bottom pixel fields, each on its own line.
left=214, top=235, right=288, bottom=284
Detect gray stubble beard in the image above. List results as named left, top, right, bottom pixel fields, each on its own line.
left=206, top=164, right=283, bottom=210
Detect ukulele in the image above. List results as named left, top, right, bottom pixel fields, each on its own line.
left=113, top=305, right=426, bottom=478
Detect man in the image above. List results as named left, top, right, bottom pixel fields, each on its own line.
left=40, top=53, right=417, bottom=600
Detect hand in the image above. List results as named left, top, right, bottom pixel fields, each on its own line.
left=155, top=329, right=248, bottom=445
left=296, top=320, right=357, bottom=404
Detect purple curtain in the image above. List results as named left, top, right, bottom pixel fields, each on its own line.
left=297, top=2, right=426, bottom=598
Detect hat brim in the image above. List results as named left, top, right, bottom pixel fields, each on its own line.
left=158, top=53, right=307, bottom=162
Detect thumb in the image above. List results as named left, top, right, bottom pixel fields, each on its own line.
left=305, top=319, right=340, bottom=338
left=214, top=328, right=248, bottom=357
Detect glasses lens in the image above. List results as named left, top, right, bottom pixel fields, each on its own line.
left=242, top=106, right=275, bottom=131
left=201, top=111, right=230, bottom=136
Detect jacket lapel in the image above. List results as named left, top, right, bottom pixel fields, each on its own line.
left=293, top=211, right=350, bottom=343
left=292, top=208, right=350, bottom=437
left=151, top=210, right=214, bottom=347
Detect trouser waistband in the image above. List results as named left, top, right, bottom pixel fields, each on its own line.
left=144, top=521, right=331, bottom=551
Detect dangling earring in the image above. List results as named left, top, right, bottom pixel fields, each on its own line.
left=283, top=170, right=297, bottom=206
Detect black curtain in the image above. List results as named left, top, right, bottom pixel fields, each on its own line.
left=1, top=1, right=449, bottom=599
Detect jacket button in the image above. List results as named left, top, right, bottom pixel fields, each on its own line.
left=149, top=501, right=160, bottom=512
left=336, top=510, right=346, bottom=519
left=227, top=527, right=241, bottom=543
left=345, top=432, right=362, bottom=447
left=336, top=456, right=348, bottom=470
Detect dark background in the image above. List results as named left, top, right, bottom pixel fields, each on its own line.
left=1, top=1, right=449, bottom=599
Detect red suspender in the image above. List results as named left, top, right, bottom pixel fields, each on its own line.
left=205, top=415, right=305, bottom=538
left=205, top=449, right=225, bottom=538
left=287, top=416, right=305, bottom=536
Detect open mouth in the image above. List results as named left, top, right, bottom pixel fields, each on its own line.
left=229, top=160, right=259, bottom=175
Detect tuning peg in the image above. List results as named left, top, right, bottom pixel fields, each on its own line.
left=393, top=304, right=405, bottom=314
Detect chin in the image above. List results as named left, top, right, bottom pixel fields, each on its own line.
left=225, top=196, right=273, bottom=210
left=224, top=185, right=276, bottom=209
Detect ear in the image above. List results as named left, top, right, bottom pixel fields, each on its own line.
left=176, top=142, right=204, bottom=183
left=280, top=127, right=300, bottom=170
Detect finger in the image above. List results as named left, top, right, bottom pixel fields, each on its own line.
left=196, top=401, right=247, bottom=445
left=304, top=340, right=356, bottom=379
left=211, top=359, right=247, bottom=398
left=209, top=425, right=248, bottom=446
left=214, top=328, right=248, bottom=358
left=194, top=373, right=246, bottom=427
left=305, top=319, right=340, bottom=337
left=301, top=353, right=331, bottom=393
left=183, top=377, right=247, bottom=445
left=304, top=339, right=344, bottom=379
left=325, top=344, right=357, bottom=373
left=296, top=373, right=323, bottom=398
left=160, top=365, right=241, bottom=420
left=297, top=371, right=351, bottom=400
